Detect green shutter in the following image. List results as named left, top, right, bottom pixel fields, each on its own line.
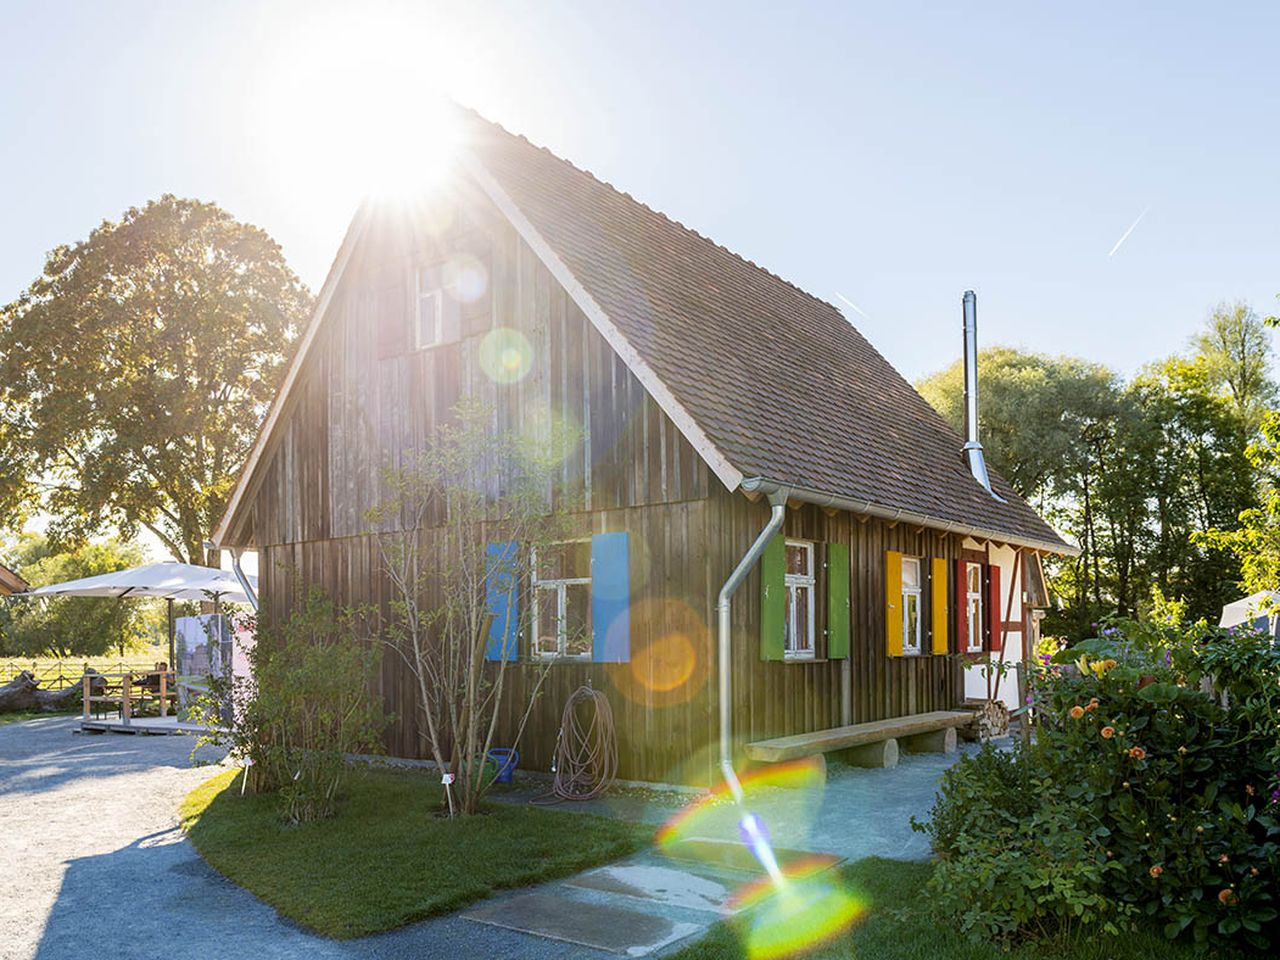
left=760, top=534, right=785, bottom=661
left=827, top=543, right=850, bottom=659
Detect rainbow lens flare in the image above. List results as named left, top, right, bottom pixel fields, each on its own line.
left=727, top=856, right=867, bottom=959
left=656, top=757, right=825, bottom=850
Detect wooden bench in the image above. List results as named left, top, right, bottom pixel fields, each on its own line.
left=746, top=710, right=973, bottom=771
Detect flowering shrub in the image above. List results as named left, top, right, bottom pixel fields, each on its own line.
left=919, top=620, right=1280, bottom=949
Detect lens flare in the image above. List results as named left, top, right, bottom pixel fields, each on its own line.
left=479, top=327, right=533, bottom=384
left=444, top=253, right=489, bottom=304
left=727, top=857, right=867, bottom=960
left=656, top=757, right=825, bottom=849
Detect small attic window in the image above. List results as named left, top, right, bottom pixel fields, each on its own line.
left=414, top=267, right=445, bottom=350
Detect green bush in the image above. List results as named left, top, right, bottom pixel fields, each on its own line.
left=918, top=620, right=1280, bottom=950
left=195, top=591, right=386, bottom=823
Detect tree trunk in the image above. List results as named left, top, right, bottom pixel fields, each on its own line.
left=0, top=672, right=40, bottom=712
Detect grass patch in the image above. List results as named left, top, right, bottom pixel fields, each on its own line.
left=181, top=766, right=651, bottom=939
left=670, top=858, right=1250, bottom=960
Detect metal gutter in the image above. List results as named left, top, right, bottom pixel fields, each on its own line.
left=717, top=488, right=788, bottom=800
left=229, top=549, right=259, bottom=612
left=739, top=477, right=1080, bottom=557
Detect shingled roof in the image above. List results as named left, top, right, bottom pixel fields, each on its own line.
left=457, top=112, right=1070, bottom=553
left=215, top=109, right=1072, bottom=554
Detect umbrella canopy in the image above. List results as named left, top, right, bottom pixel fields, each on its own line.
left=1219, top=590, right=1280, bottom=630
left=17, top=561, right=256, bottom=603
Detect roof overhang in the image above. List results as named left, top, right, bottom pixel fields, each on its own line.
left=740, top=476, right=1080, bottom=557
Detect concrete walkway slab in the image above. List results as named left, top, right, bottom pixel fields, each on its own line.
left=566, top=864, right=734, bottom=914
left=463, top=891, right=699, bottom=956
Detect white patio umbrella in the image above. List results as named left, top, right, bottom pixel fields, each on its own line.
left=16, top=562, right=257, bottom=674
left=1219, top=590, right=1279, bottom=631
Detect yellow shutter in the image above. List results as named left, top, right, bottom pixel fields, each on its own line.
left=931, top=557, right=949, bottom=655
left=885, top=550, right=903, bottom=657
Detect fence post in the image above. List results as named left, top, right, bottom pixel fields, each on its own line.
left=122, top=674, right=132, bottom=725
left=160, top=671, right=168, bottom=718
left=82, top=671, right=90, bottom=721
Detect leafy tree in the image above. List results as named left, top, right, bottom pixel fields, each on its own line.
left=0, top=196, right=312, bottom=563
left=0, top=534, right=159, bottom=657
left=918, top=345, right=1259, bottom=638
left=1192, top=300, right=1275, bottom=433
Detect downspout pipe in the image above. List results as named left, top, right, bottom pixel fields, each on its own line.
left=718, top=488, right=788, bottom=800
left=229, top=549, right=259, bottom=612
left=207, top=538, right=259, bottom=613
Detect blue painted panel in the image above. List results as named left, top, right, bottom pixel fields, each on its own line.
left=485, top=541, right=519, bottom=661
left=591, top=532, right=630, bottom=663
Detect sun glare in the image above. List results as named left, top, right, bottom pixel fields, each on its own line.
left=257, top=6, right=465, bottom=203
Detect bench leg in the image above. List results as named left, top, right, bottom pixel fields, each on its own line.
left=901, top=728, right=958, bottom=755
left=837, top=738, right=899, bottom=769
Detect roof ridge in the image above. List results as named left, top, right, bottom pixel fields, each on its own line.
left=460, top=107, right=845, bottom=316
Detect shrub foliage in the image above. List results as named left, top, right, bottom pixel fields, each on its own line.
left=195, top=591, right=386, bottom=823
left=916, top=620, right=1280, bottom=950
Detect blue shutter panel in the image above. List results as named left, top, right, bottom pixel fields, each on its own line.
left=485, top=541, right=519, bottom=661
left=591, top=532, right=630, bottom=662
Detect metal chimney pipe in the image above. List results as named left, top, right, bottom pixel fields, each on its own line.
left=962, top=290, right=994, bottom=495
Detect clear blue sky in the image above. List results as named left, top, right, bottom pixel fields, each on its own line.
left=2, top=0, right=1277, bottom=381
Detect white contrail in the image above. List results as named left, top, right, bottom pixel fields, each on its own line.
left=835, top=291, right=871, bottom=320
left=1108, top=206, right=1150, bottom=257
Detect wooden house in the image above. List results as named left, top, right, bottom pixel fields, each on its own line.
left=213, top=110, right=1073, bottom=786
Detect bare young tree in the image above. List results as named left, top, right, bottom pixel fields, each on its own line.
left=366, top=398, right=579, bottom=816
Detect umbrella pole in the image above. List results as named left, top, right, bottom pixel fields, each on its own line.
left=167, top=598, right=175, bottom=678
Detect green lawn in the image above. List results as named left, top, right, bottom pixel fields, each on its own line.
left=180, top=767, right=651, bottom=939
left=669, top=858, right=1251, bottom=960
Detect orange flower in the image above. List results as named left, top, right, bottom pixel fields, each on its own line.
left=1149, top=865, right=1163, bottom=878
left=1104, top=659, right=1117, bottom=669
left=1101, top=726, right=1115, bottom=739
left=1086, top=699, right=1099, bottom=712
left=1245, top=784, right=1256, bottom=796
left=1129, top=746, right=1147, bottom=760
left=1070, top=705, right=1085, bottom=719
left=1219, top=854, right=1230, bottom=864
left=1251, top=867, right=1260, bottom=877
left=1218, top=888, right=1237, bottom=906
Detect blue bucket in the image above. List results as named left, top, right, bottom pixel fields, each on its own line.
left=487, top=748, right=519, bottom=784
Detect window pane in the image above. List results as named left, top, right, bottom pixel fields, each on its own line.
left=967, top=563, right=981, bottom=595
left=968, top=597, right=982, bottom=651
left=563, top=582, right=592, bottom=657
left=905, top=593, right=920, bottom=651
left=793, top=585, right=812, bottom=652
left=537, top=541, right=590, bottom=581
left=786, top=542, right=810, bottom=576
left=902, top=557, right=920, bottom=589
left=534, top=587, right=560, bottom=657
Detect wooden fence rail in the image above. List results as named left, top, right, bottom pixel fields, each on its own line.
left=0, top=658, right=159, bottom=690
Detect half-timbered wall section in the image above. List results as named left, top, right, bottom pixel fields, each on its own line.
left=242, top=184, right=965, bottom=786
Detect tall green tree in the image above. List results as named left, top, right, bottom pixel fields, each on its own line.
left=0, top=535, right=159, bottom=657
left=0, top=196, right=312, bottom=563
left=1192, top=300, right=1275, bottom=433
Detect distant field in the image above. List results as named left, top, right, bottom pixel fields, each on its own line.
left=0, top=656, right=162, bottom=689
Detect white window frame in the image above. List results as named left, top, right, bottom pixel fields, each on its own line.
left=531, top=540, right=592, bottom=660
left=414, top=268, right=444, bottom=351
left=901, top=556, right=923, bottom=656
left=964, top=561, right=985, bottom=654
left=784, top=539, right=816, bottom=661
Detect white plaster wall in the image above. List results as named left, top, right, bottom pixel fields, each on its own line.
left=961, top=539, right=1026, bottom=710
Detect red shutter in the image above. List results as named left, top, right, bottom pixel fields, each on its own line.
left=954, top=559, right=968, bottom=652
left=987, top=563, right=1003, bottom=652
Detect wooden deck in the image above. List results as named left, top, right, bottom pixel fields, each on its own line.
left=80, top=715, right=216, bottom=736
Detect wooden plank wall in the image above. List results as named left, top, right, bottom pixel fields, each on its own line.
left=246, top=182, right=965, bottom=787
left=707, top=488, right=965, bottom=761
